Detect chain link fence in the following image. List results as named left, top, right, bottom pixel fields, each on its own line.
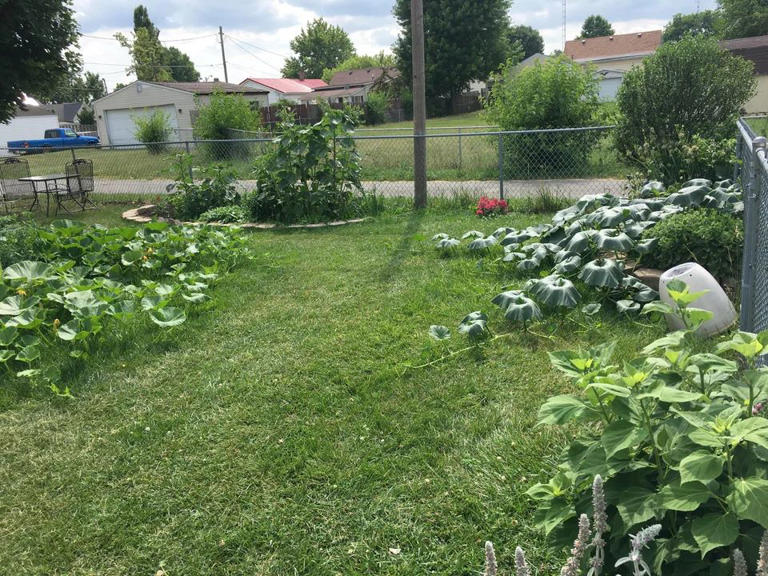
left=736, top=118, right=768, bottom=343
left=0, top=126, right=628, bottom=208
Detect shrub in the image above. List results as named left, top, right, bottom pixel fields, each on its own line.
left=249, top=107, right=365, bottom=224
left=641, top=208, right=743, bottom=281
left=615, top=35, right=756, bottom=184
left=198, top=205, right=248, bottom=224
left=528, top=285, right=768, bottom=574
left=134, top=109, right=173, bottom=154
left=484, top=54, right=601, bottom=178
left=165, top=156, right=240, bottom=220
left=364, top=90, right=390, bottom=125
left=194, top=91, right=262, bottom=160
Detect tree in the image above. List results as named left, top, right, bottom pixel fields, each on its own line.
left=47, top=71, right=107, bottom=104
left=0, top=0, right=80, bottom=123
left=507, top=25, right=545, bottom=59
left=194, top=91, right=262, bottom=159
left=166, top=47, right=199, bottom=82
left=281, top=19, right=355, bottom=79
left=322, top=52, right=396, bottom=83
left=485, top=55, right=601, bottom=177
left=616, top=35, right=756, bottom=183
left=116, top=6, right=199, bottom=83
left=663, top=10, right=723, bottom=42
left=579, top=15, right=615, bottom=39
left=394, top=0, right=512, bottom=115
left=719, top=0, right=768, bottom=39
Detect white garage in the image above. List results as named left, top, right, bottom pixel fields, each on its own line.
left=93, top=81, right=268, bottom=146
left=0, top=106, right=59, bottom=155
left=104, top=105, right=179, bottom=146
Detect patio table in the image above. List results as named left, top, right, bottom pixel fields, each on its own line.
left=19, top=174, right=80, bottom=216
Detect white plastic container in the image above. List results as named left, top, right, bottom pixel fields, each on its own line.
left=659, top=262, right=737, bottom=336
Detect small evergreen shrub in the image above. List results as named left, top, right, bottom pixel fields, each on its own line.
left=134, top=109, right=173, bottom=154
left=641, top=208, right=743, bottom=281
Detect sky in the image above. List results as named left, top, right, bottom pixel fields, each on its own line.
left=73, top=0, right=719, bottom=90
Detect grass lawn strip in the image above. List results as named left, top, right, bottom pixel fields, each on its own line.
left=0, top=206, right=661, bottom=575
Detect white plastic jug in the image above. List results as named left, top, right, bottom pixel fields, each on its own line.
left=659, top=262, right=737, bottom=336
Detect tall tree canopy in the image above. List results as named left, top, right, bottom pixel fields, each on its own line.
left=718, top=0, right=768, bottom=39
left=507, top=25, right=545, bottom=60
left=0, top=0, right=80, bottom=123
left=579, top=15, right=615, bottom=39
left=663, top=10, right=723, bottom=42
left=281, top=19, right=355, bottom=79
left=115, top=5, right=200, bottom=83
left=394, top=0, right=512, bottom=115
left=47, top=71, right=108, bottom=104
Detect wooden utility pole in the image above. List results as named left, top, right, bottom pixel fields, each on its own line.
left=411, top=0, right=427, bottom=209
left=219, top=26, right=229, bottom=83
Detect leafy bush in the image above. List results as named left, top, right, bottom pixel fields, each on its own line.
left=0, top=215, right=39, bottom=267
left=615, top=35, right=756, bottom=184
left=364, top=90, right=390, bottom=125
left=641, top=208, right=743, bottom=281
left=194, top=91, right=262, bottom=160
left=198, top=205, right=248, bottom=224
left=165, top=156, right=241, bottom=220
left=484, top=55, right=601, bottom=178
left=134, top=109, right=173, bottom=154
left=528, top=285, right=768, bottom=575
left=249, top=107, right=365, bottom=224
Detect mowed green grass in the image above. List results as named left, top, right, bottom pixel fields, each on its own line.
left=0, top=204, right=662, bottom=575
left=14, top=110, right=627, bottom=185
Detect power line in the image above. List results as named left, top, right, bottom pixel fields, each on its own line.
left=225, top=34, right=289, bottom=60
left=84, top=62, right=219, bottom=68
left=226, top=36, right=282, bottom=73
left=81, top=33, right=217, bottom=44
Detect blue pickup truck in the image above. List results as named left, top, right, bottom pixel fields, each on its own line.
left=8, top=128, right=99, bottom=153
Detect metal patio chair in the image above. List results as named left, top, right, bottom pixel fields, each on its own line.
left=0, top=157, right=34, bottom=213
left=65, top=158, right=96, bottom=210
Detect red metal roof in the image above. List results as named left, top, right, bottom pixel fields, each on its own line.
left=240, top=78, right=327, bottom=93
left=565, top=30, right=662, bottom=61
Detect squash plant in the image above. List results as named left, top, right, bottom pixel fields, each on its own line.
left=0, top=219, right=249, bottom=391
left=528, top=282, right=768, bottom=575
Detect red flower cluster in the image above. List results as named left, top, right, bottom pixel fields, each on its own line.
left=475, top=196, right=508, bottom=217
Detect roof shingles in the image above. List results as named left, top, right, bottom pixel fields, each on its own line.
left=565, top=30, right=662, bottom=62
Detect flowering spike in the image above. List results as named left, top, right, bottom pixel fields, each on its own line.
left=485, top=541, right=497, bottom=576
left=759, top=531, right=768, bottom=576
left=733, top=549, right=747, bottom=576
left=515, top=546, right=531, bottom=576
left=561, top=514, right=591, bottom=576
left=589, top=474, right=608, bottom=576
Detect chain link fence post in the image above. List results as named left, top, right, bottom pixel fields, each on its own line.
left=740, top=135, right=766, bottom=332
left=185, top=141, right=193, bottom=180
left=498, top=132, right=504, bottom=200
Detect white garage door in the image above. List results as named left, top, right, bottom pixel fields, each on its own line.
left=105, top=105, right=179, bottom=145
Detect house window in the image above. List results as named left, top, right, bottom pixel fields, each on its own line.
left=352, top=96, right=364, bottom=105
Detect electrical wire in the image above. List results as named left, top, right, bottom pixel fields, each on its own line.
left=224, top=34, right=289, bottom=59
left=226, top=36, right=283, bottom=73
left=82, top=33, right=217, bottom=44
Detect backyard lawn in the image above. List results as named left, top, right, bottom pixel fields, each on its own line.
left=0, top=203, right=662, bottom=575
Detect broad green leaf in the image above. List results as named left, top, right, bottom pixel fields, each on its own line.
left=0, top=326, right=18, bottom=346
left=15, top=345, right=40, bottom=363
left=537, top=395, right=593, bottom=425
left=730, top=418, right=768, bottom=450
left=458, top=311, right=487, bottom=338
left=727, top=478, right=768, bottom=527
left=657, top=481, right=711, bottom=512
left=679, top=451, right=725, bottom=484
left=428, top=325, right=451, bottom=340
left=601, top=419, right=648, bottom=458
left=0, top=295, right=40, bottom=316
left=616, top=299, right=641, bottom=314
left=0, top=349, right=14, bottom=363
left=534, top=497, right=576, bottom=535
left=149, top=307, right=186, bottom=327
left=642, top=301, right=675, bottom=316
left=579, top=258, right=625, bottom=289
left=691, top=513, right=739, bottom=556
left=688, top=429, right=724, bottom=448
left=120, top=250, right=144, bottom=266
left=581, top=303, right=601, bottom=316
left=615, top=486, right=657, bottom=527
left=2, top=261, right=54, bottom=282
left=587, top=381, right=632, bottom=399
left=5, top=308, right=42, bottom=329
left=638, top=385, right=702, bottom=404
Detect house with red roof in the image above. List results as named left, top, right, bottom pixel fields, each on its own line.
left=239, top=77, right=328, bottom=105
left=565, top=30, right=662, bottom=101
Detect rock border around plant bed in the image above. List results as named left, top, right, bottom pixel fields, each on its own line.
left=122, top=205, right=371, bottom=229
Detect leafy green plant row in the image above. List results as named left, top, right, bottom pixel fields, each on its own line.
left=0, top=219, right=250, bottom=393
left=432, top=178, right=742, bottom=322
left=527, top=282, right=768, bottom=575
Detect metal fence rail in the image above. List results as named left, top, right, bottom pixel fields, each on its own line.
left=736, top=118, right=768, bottom=342
left=0, top=126, right=628, bottom=207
